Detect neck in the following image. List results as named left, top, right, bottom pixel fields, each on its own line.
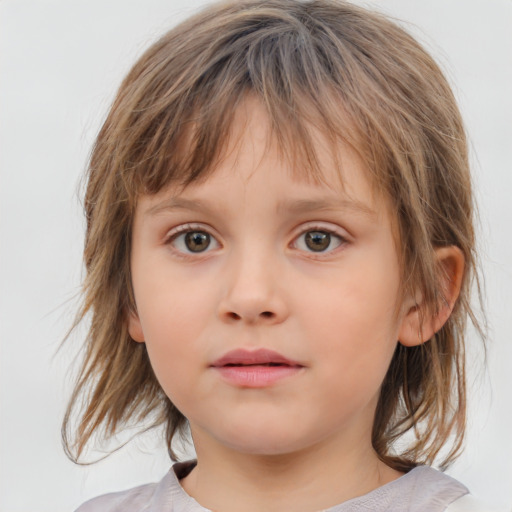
left=180, top=427, right=402, bottom=512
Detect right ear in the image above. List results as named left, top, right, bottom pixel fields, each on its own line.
left=128, top=310, right=145, bottom=342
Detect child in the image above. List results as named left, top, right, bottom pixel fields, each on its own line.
left=65, top=0, right=488, bottom=510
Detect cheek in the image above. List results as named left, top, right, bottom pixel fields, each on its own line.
left=301, top=253, right=401, bottom=392
left=141, top=301, right=206, bottom=410
left=140, top=293, right=209, bottom=356
left=305, top=259, right=400, bottom=344
left=134, top=254, right=214, bottom=338
left=133, top=265, right=217, bottom=391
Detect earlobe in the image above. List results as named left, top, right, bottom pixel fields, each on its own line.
left=398, top=246, right=465, bottom=347
left=128, top=310, right=145, bottom=343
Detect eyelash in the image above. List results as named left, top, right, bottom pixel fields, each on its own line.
left=164, top=223, right=348, bottom=259
left=164, top=224, right=219, bottom=260
left=293, top=226, right=347, bottom=255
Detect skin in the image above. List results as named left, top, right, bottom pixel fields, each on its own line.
left=128, top=98, right=464, bottom=512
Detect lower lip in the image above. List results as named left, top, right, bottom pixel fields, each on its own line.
left=213, top=365, right=303, bottom=387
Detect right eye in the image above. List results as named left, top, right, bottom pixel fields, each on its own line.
left=167, top=226, right=220, bottom=254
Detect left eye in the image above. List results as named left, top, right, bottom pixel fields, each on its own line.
left=169, top=230, right=220, bottom=253
left=294, top=230, right=344, bottom=253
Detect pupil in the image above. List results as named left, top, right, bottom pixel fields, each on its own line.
left=185, top=231, right=210, bottom=252
left=305, top=231, right=330, bottom=251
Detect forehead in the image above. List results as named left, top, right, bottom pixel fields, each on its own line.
left=176, top=96, right=379, bottom=200
left=139, top=97, right=389, bottom=224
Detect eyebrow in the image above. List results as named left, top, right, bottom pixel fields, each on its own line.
left=145, top=196, right=376, bottom=218
left=145, top=198, right=215, bottom=216
left=275, top=198, right=377, bottom=218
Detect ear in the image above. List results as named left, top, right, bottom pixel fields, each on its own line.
left=398, top=246, right=465, bottom=347
left=128, top=310, right=145, bottom=343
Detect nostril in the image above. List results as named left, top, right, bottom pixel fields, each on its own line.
left=222, top=310, right=276, bottom=322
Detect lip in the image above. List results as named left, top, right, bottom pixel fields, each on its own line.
left=210, top=348, right=304, bottom=388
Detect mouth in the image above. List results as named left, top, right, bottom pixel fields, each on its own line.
left=211, top=348, right=303, bottom=368
left=210, top=348, right=304, bottom=388
left=223, top=362, right=290, bottom=367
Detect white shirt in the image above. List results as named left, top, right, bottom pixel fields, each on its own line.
left=76, top=461, right=491, bottom=512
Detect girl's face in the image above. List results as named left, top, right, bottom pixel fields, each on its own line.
left=129, top=98, right=409, bottom=458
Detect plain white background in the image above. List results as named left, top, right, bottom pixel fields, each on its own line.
left=1, top=1, right=511, bottom=510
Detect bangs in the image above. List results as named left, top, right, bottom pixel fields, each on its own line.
left=108, top=4, right=383, bottom=204
left=134, top=91, right=358, bottom=195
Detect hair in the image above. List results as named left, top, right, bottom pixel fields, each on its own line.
left=62, top=0, right=483, bottom=472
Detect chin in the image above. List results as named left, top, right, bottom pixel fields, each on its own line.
left=215, top=423, right=321, bottom=457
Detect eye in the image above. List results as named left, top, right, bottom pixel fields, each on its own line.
left=293, top=229, right=345, bottom=253
left=167, top=226, right=220, bottom=254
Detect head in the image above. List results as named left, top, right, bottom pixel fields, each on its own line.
left=63, top=0, right=480, bottom=471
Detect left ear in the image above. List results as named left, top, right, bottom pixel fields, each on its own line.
left=128, top=309, right=145, bottom=343
left=398, top=246, right=465, bottom=347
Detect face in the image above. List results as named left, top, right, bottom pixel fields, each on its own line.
left=129, top=98, right=409, bottom=458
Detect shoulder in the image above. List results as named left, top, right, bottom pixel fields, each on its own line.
left=404, top=468, right=503, bottom=512
left=445, top=494, right=508, bottom=512
left=73, top=462, right=198, bottom=512
left=358, top=465, right=468, bottom=511
left=404, top=466, right=469, bottom=500
left=74, top=481, right=159, bottom=512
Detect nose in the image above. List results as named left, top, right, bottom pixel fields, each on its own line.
left=217, top=248, right=289, bottom=325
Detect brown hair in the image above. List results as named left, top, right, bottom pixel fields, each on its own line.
left=63, top=0, right=483, bottom=471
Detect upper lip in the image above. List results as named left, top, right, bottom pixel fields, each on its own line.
left=211, top=348, right=303, bottom=367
